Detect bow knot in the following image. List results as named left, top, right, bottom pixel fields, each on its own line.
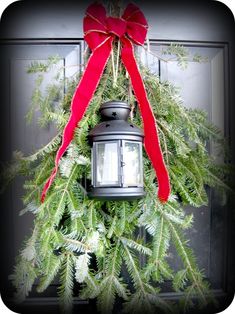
left=106, top=17, right=127, bottom=38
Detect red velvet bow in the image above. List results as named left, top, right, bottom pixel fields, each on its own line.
left=41, top=3, right=171, bottom=203
left=84, top=3, right=148, bottom=47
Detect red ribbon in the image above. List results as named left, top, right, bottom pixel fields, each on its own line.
left=41, top=3, right=170, bottom=203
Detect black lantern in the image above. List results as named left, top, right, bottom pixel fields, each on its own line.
left=88, top=100, right=145, bottom=200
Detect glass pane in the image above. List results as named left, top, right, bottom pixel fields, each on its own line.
left=123, top=141, right=142, bottom=187
left=96, top=142, right=119, bottom=186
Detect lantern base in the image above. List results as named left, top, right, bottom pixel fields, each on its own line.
left=88, top=187, right=145, bottom=200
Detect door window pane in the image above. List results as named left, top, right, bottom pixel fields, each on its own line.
left=96, top=142, right=119, bottom=186
left=123, top=141, right=143, bottom=187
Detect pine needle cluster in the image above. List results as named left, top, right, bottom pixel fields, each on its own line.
left=4, top=43, right=234, bottom=314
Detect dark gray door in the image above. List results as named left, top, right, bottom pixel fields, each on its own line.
left=0, top=1, right=234, bottom=312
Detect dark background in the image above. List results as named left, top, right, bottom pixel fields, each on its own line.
left=0, top=1, right=234, bottom=313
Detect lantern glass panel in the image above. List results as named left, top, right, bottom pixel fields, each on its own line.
left=123, top=141, right=143, bottom=187
left=96, top=142, right=119, bottom=186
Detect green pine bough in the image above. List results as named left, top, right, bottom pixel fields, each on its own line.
left=4, top=45, right=233, bottom=314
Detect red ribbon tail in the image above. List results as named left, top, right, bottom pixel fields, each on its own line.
left=121, top=37, right=170, bottom=202
left=41, top=168, right=57, bottom=203
left=41, top=37, right=113, bottom=203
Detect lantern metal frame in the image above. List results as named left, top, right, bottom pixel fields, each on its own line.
left=88, top=100, right=145, bottom=200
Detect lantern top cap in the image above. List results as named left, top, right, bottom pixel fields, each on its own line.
left=101, top=100, right=130, bottom=110
left=100, top=100, right=130, bottom=121
left=89, top=100, right=143, bottom=141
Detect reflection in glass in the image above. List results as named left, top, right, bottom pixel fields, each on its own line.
left=96, top=142, right=119, bottom=185
left=123, top=141, right=142, bottom=186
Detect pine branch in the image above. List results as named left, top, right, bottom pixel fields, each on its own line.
left=74, top=253, right=91, bottom=283
left=173, top=269, right=188, bottom=292
left=122, top=244, right=172, bottom=313
left=120, top=236, right=152, bottom=256
left=204, top=167, right=234, bottom=192
left=87, top=202, right=97, bottom=230
left=167, top=220, right=208, bottom=306
left=19, top=201, right=40, bottom=216
left=170, top=169, right=202, bottom=207
left=97, top=240, right=128, bottom=314
left=148, top=216, right=172, bottom=282
left=107, top=215, right=117, bottom=239
left=10, top=258, right=37, bottom=303
left=116, top=202, right=126, bottom=236
left=27, top=55, right=61, bottom=73
left=162, top=43, right=190, bottom=69
left=37, top=253, right=64, bottom=292
left=45, top=163, right=80, bottom=227
left=26, top=74, right=43, bottom=123
left=58, top=253, right=74, bottom=314
left=39, top=222, right=60, bottom=257
left=23, top=134, right=61, bottom=163
left=79, top=272, right=100, bottom=299
left=63, top=236, right=90, bottom=253
left=122, top=244, right=149, bottom=300
left=158, top=119, right=191, bottom=157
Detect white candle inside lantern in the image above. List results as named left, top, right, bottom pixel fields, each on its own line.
left=97, top=142, right=119, bottom=185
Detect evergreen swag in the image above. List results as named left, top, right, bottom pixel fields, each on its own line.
left=4, top=42, right=233, bottom=314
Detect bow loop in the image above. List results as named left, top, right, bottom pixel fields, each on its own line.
left=122, top=4, right=148, bottom=45
left=126, top=21, right=147, bottom=45
left=83, top=3, right=109, bottom=51
left=86, top=3, right=107, bottom=26
left=122, top=3, right=148, bottom=27
left=83, top=16, right=106, bottom=34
